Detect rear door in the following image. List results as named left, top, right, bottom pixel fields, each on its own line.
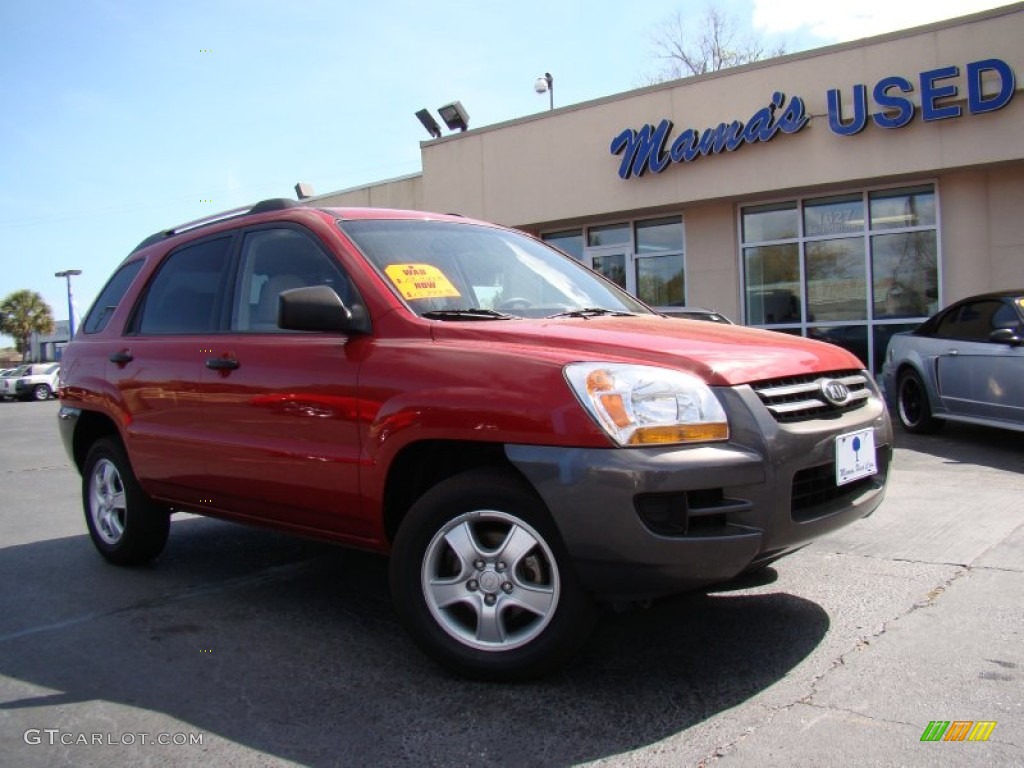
left=109, top=235, right=234, bottom=500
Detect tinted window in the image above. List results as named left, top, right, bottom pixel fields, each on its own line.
left=231, top=228, right=356, bottom=332
left=934, top=299, right=1007, bottom=342
left=82, top=260, right=144, bottom=334
left=136, top=237, right=231, bottom=334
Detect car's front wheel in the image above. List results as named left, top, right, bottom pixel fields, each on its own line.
left=83, top=438, right=170, bottom=565
left=897, top=369, right=943, bottom=434
left=390, top=468, right=594, bottom=680
left=32, top=384, right=51, bottom=401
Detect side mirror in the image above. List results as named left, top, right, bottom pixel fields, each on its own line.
left=989, top=327, right=1023, bottom=346
left=278, top=285, right=369, bottom=334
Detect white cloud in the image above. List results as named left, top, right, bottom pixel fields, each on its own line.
left=752, top=0, right=1007, bottom=43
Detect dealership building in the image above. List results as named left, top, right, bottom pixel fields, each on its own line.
left=306, top=3, right=1024, bottom=373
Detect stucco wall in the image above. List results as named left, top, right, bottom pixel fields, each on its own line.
left=420, top=4, right=1024, bottom=232
left=307, top=174, right=424, bottom=211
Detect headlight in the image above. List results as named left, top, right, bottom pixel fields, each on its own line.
left=564, top=362, right=729, bottom=446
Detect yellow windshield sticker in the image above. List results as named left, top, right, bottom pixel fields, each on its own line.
left=1017, top=298, right=1024, bottom=309
left=385, top=264, right=461, bottom=300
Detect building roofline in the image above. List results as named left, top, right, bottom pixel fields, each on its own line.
left=418, top=2, right=1024, bottom=143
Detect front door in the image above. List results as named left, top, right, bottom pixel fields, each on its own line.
left=195, top=226, right=370, bottom=541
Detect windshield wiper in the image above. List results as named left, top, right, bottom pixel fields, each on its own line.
left=546, top=307, right=636, bottom=319
left=420, top=308, right=516, bottom=321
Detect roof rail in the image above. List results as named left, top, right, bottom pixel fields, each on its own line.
left=130, top=198, right=303, bottom=254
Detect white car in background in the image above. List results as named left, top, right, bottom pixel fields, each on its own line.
left=1, top=363, right=60, bottom=401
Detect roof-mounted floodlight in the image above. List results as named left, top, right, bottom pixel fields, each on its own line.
left=415, top=108, right=443, bottom=139
left=438, top=101, right=469, bottom=132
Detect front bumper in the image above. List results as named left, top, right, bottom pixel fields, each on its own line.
left=506, top=384, right=892, bottom=601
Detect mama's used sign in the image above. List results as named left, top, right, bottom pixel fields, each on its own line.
left=611, top=58, right=1015, bottom=180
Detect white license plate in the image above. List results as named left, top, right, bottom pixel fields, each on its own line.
left=835, top=429, right=877, bottom=486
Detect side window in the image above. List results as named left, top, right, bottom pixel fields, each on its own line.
left=136, top=237, right=231, bottom=334
left=992, top=301, right=1021, bottom=333
left=82, top=260, right=144, bottom=334
left=934, top=300, right=1004, bottom=342
left=232, top=228, right=356, bottom=332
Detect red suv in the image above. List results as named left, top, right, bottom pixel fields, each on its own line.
left=58, top=199, right=891, bottom=679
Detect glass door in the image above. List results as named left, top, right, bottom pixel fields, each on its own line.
left=589, top=251, right=629, bottom=291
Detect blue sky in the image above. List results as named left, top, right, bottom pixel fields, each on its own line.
left=0, top=0, right=1005, bottom=346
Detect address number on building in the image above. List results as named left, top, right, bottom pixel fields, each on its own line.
left=835, top=429, right=877, bottom=486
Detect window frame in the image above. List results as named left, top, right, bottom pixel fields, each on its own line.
left=739, top=180, right=941, bottom=373
left=126, top=233, right=236, bottom=337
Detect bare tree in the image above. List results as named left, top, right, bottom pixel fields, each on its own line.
left=644, top=5, right=786, bottom=84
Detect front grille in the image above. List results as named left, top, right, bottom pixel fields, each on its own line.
left=791, top=446, right=888, bottom=521
left=751, top=370, right=871, bottom=423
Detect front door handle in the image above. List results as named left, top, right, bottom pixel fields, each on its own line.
left=109, top=350, right=133, bottom=364
left=205, top=358, right=240, bottom=371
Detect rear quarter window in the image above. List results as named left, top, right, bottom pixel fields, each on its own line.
left=82, top=259, right=145, bottom=334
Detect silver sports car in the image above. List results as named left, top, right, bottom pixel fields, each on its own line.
left=881, top=290, right=1024, bottom=433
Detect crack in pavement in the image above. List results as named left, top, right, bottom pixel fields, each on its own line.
left=700, top=564, right=973, bottom=764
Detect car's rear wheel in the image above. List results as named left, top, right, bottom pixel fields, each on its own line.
left=83, top=438, right=170, bottom=565
left=390, top=468, right=594, bottom=680
left=32, top=384, right=51, bottom=401
left=897, top=369, right=943, bottom=434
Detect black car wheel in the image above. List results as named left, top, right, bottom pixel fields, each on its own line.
left=897, top=370, right=943, bottom=434
left=83, top=438, right=170, bottom=565
left=390, top=467, right=594, bottom=681
left=32, top=384, right=51, bottom=401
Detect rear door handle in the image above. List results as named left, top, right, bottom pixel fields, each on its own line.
left=205, top=358, right=240, bottom=371
left=109, top=350, right=133, bottom=364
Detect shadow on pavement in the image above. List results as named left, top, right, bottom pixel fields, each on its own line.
left=0, top=517, right=829, bottom=766
left=893, top=419, right=1024, bottom=474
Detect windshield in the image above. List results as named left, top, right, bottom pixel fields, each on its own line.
left=338, top=219, right=650, bottom=319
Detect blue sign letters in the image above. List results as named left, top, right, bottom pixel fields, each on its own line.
left=613, top=57, right=1015, bottom=178
left=611, top=92, right=808, bottom=180
left=826, top=57, right=1015, bottom=135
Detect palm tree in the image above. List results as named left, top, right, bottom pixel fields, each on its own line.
left=0, top=290, right=55, bottom=359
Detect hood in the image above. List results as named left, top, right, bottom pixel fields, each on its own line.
left=430, top=315, right=863, bottom=386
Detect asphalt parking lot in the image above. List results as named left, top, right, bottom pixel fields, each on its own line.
left=0, top=398, right=1021, bottom=767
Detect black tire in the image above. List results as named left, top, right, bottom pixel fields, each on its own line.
left=390, top=467, right=594, bottom=681
left=82, top=438, right=170, bottom=565
left=896, top=369, right=943, bottom=434
left=33, top=384, right=51, bottom=401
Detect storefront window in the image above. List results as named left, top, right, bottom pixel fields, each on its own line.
left=587, top=223, right=630, bottom=247
left=869, top=185, right=936, bottom=230
left=635, top=217, right=683, bottom=254
left=744, top=244, right=801, bottom=325
left=543, top=229, right=584, bottom=261
left=803, top=195, right=863, bottom=237
left=742, top=202, right=798, bottom=242
left=592, top=253, right=627, bottom=289
left=741, top=183, right=939, bottom=373
left=806, top=238, right=867, bottom=322
left=634, top=217, right=684, bottom=306
left=637, top=253, right=684, bottom=306
left=546, top=216, right=686, bottom=304
left=871, top=231, right=938, bottom=318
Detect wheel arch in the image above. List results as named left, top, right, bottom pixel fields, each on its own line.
left=71, top=410, right=123, bottom=472
left=894, top=359, right=943, bottom=413
left=381, top=440, right=526, bottom=544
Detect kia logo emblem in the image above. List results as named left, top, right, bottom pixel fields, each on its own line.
left=820, top=379, right=851, bottom=406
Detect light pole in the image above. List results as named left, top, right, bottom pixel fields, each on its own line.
left=55, top=269, right=82, bottom=338
left=534, top=72, right=553, bottom=110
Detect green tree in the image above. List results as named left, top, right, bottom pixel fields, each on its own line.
left=0, top=290, right=55, bottom=359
